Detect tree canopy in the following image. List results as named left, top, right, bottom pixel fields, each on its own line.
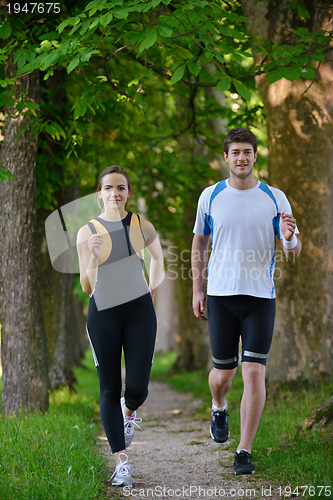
left=1, top=0, right=332, bottom=237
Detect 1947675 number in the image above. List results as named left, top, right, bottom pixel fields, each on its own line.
left=7, top=3, right=61, bottom=14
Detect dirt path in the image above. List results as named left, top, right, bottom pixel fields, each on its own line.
left=98, top=381, right=284, bottom=500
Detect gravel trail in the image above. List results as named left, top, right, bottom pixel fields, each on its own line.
left=98, top=381, right=284, bottom=500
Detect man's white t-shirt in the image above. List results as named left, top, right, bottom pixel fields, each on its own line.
left=193, top=179, right=299, bottom=299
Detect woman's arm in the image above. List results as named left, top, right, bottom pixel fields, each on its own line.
left=191, top=233, right=210, bottom=320
left=76, top=225, right=103, bottom=295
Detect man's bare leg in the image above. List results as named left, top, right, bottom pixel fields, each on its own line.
left=208, top=367, right=237, bottom=407
left=238, top=362, right=266, bottom=453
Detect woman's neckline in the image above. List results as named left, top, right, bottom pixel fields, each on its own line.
left=96, top=212, right=131, bottom=223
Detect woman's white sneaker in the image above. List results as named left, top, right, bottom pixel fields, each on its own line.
left=110, top=453, right=133, bottom=486
left=121, top=397, right=142, bottom=447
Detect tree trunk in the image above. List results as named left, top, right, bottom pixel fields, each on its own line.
left=0, top=63, right=49, bottom=414
left=36, top=70, right=88, bottom=390
left=242, top=0, right=333, bottom=383
left=40, top=255, right=86, bottom=390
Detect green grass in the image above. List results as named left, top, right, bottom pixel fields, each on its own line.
left=151, top=352, right=333, bottom=498
left=1, top=350, right=331, bottom=499
left=0, top=351, right=109, bottom=500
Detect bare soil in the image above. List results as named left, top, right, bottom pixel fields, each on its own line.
left=97, top=381, right=284, bottom=500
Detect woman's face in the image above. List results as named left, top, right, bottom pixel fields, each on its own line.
left=98, top=173, right=131, bottom=213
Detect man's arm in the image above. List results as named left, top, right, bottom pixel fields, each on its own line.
left=280, top=212, right=302, bottom=261
left=191, top=233, right=210, bottom=320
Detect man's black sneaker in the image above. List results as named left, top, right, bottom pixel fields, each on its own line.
left=234, top=450, right=255, bottom=475
left=210, top=408, right=230, bottom=443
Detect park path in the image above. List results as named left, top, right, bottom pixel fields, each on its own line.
left=97, top=381, right=284, bottom=500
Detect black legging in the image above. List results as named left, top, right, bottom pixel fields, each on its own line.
left=86, top=292, right=157, bottom=453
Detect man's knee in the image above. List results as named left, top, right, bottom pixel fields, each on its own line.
left=210, top=367, right=237, bottom=385
left=242, top=362, right=265, bottom=385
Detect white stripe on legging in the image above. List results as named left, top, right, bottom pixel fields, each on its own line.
left=86, top=324, right=99, bottom=367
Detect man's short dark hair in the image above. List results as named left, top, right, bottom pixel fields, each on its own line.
left=223, top=128, right=258, bottom=155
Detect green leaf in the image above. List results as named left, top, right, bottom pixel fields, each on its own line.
left=74, top=100, right=87, bottom=120
left=233, top=80, right=252, bottom=100
left=44, top=122, right=65, bottom=140
left=89, top=19, right=99, bottom=31
left=138, top=27, right=157, bottom=53
left=170, top=64, right=186, bottom=84
left=0, top=22, right=12, bottom=40
left=57, top=18, right=76, bottom=34
left=157, top=25, right=173, bottom=37
left=300, top=67, right=315, bottom=79
left=40, top=40, right=52, bottom=51
left=40, top=52, right=60, bottom=71
left=100, top=12, right=113, bottom=27
left=267, top=69, right=287, bottom=84
left=283, top=67, right=301, bottom=81
left=297, top=3, right=310, bottom=20
left=216, top=77, right=231, bottom=92
left=0, top=77, right=16, bottom=88
left=176, top=47, right=193, bottom=60
left=135, top=92, right=146, bottom=108
left=216, top=54, right=226, bottom=65
left=80, top=21, right=91, bottom=35
left=311, top=53, right=325, bottom=62
left=0, top=165, right=16, bottom=183
left=188, top=61, right=200, bottom=77
left=268, top=67, right=301, bottom=83
left=43, top=70, right=54, bottom=81
left=112, top=8, right=129, bottom=19
left=25, top=101, right=39, bottom=110
left=85, top=0, right=107, bottom=13
left=67, top=57, right=80, bottom=74
left=16, top=101, right=25, bottom=113
left=144, top=0, right=162, bottom=10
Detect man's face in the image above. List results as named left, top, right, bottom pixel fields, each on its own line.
left=224, top=142, right=257, bottom=180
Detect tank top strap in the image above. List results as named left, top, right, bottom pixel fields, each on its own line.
left=129, top=213, right=145, bottom=259
left=87, top=220, right=97, bottom=234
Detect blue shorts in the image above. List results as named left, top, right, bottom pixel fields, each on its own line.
left=207, top=295, right=276, bottom=369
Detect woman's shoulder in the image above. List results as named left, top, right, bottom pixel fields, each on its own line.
left=130, top=213, right=154, bottom=229
left=133, top=215, right=157, bottom=246
left=77, top=220, right=96, bottom=242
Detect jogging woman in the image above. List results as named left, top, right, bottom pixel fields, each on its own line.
left=77, top=166, right=164, bottom=486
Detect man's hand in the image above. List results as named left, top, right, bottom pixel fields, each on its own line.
left=281, top=212, right=297, bottom=241
left=280, top=212, right=302, bottom=260
left=193, top=290, right=207, bottom=321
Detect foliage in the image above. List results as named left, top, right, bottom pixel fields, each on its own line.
left=0, top=0, right=332, bottom=234
left=1, top=0, right=331, bottom=102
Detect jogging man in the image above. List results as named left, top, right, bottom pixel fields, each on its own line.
left=191, top=128, right=301, bottom=475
